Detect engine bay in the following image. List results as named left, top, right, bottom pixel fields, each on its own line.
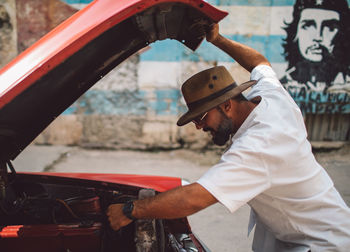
left=0, top=166, right=203, bottom=252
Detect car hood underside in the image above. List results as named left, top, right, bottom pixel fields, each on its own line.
left=0, top=0, right=227, bottom=162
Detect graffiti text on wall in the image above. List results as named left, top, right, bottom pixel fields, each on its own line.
left=286, top=85, right=350, bottom=113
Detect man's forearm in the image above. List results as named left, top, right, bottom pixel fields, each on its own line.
left=107, top=183, right=217, bottom=231
left=133, top=183, right=217, bottom=219
left=211, top=34, right=270, bottom=72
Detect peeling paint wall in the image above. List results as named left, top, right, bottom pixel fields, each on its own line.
left=15, top=0, right=77, bottom=52
left=1, top=0, right=349, bottom=149
left=0, top=0, right=17, bottom=68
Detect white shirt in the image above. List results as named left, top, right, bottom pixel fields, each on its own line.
left=197, top=65, right=350, bottom=251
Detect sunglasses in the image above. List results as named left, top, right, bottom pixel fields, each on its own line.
left=192, top=112, right=208, bottom=125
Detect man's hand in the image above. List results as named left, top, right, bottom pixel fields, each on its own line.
left=206, top=23, right=221, bottom=44
left=106, top=203, right=133, bottom=231
left=206, top=23, right=270, bottom=72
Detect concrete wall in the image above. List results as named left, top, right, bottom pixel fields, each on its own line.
left=1, top=0, right=349, bottom=149
left=0, top=0, right=17, bottom=68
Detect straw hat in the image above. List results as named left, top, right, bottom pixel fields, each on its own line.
left=177, top=66, right=256, bottom=126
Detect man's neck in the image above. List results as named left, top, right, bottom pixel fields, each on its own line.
left=235, top=98, right=260, bottom=127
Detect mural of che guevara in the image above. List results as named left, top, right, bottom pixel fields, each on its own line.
left=280, top=0, right=350, bottom=114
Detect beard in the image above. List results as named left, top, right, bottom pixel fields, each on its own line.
left=290, top=44, right=340, bottom=85
left=204, top=116, right=234, bottom=146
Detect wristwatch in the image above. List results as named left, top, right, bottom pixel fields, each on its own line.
left=122, top=201, right=137, bottom=220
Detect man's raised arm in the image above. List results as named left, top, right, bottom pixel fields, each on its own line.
left=206, top=24, right=270, bottom=72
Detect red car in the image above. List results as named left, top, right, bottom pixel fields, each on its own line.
left=0, top=0, right=227, bottom=251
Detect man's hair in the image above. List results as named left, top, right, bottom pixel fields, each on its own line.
left=282, top=0, right=350, bottom=84
left=232, top=93, right=248, bottom=102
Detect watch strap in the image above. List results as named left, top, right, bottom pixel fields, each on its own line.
left=122, top=201, right=137, bottom=220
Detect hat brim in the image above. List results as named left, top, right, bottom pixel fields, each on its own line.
left=177, top=80, right=257, bottom=126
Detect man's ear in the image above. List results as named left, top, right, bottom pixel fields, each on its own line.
left=222, top=100, right=232, bottom=112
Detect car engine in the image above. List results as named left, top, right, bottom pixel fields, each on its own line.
left=0, top=163, right=205, bottom=252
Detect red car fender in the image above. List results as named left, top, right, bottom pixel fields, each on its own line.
left=20, top=172, right=183, bottom=192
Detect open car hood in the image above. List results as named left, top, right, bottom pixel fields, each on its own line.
left=0, top=0, right=227, bottom=162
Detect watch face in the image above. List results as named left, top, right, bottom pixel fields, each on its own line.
left=123, top=201, right=135, bottom=220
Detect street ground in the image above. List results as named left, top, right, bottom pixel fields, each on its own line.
left=12, top=144, right=350, bottom=252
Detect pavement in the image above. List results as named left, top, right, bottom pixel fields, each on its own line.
left=11, top=144, right=350, bottom=252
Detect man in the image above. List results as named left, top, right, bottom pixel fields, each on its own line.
left=107, top=23, right=350, bottom=251
left=281, top=0, right=349, bottom=92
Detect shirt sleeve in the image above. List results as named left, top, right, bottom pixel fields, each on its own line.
left=197, top=137, right=270, bottom=213
left=248, top=64, right=300, bottom=110
left=250, top=65, right=278, bottom=81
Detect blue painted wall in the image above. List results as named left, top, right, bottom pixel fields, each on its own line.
left=61, top=0, right=350, bottom=116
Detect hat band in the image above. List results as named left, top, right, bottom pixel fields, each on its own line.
left=187, top=82, right=237, bottom=110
